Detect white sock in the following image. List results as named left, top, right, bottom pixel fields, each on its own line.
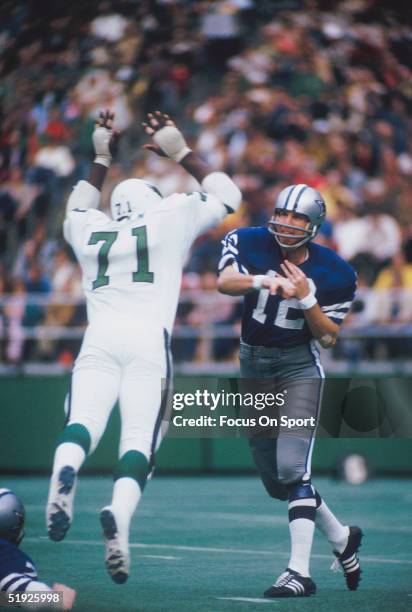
left=316, top=498, right=349, bottom=553
left=47, top=443, right=85, bottom=503
left=288, top=517, right=315, bottom=577
left=52, top=442, right=85, bottom=473
left=110, top=478, right=142, bottom=547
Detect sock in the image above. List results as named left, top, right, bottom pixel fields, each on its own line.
left=47, top=442, right=85, bottom=504
left=287, top=483, right=317, bottom=577
left=315, top=490, right=349, bottom=553
left=109, top=450, right=150, bottom=547
left=110, top=478, right=142, bottom=547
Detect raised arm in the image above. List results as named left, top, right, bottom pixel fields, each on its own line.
left=142, top=111, right=241, bottom=213
left=66, top=110, right=119, bottom=215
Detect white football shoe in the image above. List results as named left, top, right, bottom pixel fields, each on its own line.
left=47, top=466, right=77, bottom=541
left=100, top=507, right=130, bottom=584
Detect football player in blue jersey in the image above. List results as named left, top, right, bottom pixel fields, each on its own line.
left=218, top=184, right=363, bottom=598
left=0, top=489, right=76, bottom=609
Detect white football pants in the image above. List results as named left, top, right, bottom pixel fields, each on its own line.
left=66, top=316, right=171, bottom=461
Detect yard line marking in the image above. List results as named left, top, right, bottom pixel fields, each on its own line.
left=141, top=555, right=180, bottom=560
left=26, top=538, right=412, bottom=565
left=217, top=597, right=273, bottom=604
left=25, top=507, right=287, bottom=524
left=24, top=506, right=412, bottom=533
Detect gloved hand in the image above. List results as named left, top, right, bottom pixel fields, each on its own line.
left=93, top=110, right=119, bottom=167
left=142, top=111, right=191, bottom=162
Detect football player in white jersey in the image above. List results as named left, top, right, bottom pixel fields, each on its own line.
left=46, top=110, right=242, bottom=584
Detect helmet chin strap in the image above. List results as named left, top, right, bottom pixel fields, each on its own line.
left=16, top=528, right=25, bottom=546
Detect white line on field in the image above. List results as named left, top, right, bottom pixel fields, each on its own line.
left=26, top=537, right=412, bottom=565
left=141, top=555, right=180, bottom=560
left=25, top=507, right=288, bottom=525
left=24, top=506, right=412, bottom=533
left=217, top=597, right=273, bottom=604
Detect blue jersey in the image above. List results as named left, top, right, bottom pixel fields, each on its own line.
left=0, top=539, right=38, bottom=593
left=218, top=227, right=356, bottom=348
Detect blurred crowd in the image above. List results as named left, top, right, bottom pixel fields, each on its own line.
left=1, top=0, right=412, bottom=366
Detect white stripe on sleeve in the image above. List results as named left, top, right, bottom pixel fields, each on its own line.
left=324, top=311, right=347, bottom=320
left=321, top=301, right=352, bottom=312
left=0, top=573, right=23, bottom=590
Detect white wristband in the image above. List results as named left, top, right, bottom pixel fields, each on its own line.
left=174, top=146, right=192, bottom=163
left=252, top=275, right=267, bottom=290
left=298, top=292, right=318, bottom=310
left=94, top=154, right=111, bottom=168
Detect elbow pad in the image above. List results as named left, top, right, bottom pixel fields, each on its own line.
left=201, top=172, right=242, bottom=213
left=66, top=180, right=100, bottom=214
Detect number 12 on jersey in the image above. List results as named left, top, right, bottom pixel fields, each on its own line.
left=252, top=272, right=316, bottom=330
left=88, top=226, right=154, bottom=289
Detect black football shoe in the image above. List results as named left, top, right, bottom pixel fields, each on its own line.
left=332, top=526, right=363, bottom=590
left=264, top=568, right=316, bottom=598
left=100, top=507, right=130, bottom=584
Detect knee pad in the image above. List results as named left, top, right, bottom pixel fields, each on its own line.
left=287, top=480, right=315, bottom=502
left=287, top=481, right=316, bottom=522
left=68, top=416, right=106, bottom=454
left=56, top=423, right=91, bottom=455
left=114, top=450, right=151, bottom=491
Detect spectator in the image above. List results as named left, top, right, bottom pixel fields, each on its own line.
left=1, top=0, right=411, bottom=366
left=4, top=278, right=27, bottom=364
left=38, top=248, right=82, bottom=361
left=32, top=135, right=75, bottom=179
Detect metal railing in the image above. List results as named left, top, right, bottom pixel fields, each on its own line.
left=0, top=288, right=411, bottom=374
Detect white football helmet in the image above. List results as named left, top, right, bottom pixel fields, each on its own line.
left=110, top=179, right=162, bottom=221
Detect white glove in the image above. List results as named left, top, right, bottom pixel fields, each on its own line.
left=93, top=126, right=112, bottom=168
left=153, top=125, right=191, bottom=162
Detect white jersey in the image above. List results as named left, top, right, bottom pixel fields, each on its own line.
left=63, top=191, right=227, bottom=333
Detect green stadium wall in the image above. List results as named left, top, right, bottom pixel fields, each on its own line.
left=1, top=376, right=411, bottom=475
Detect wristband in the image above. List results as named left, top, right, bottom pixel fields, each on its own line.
left=94, top=154, right=111, bottom=168
left=298, top=292, right=318, bottom=310
left=174, top=146, right=192, bottom=163
left=252, top=275, right=267, bottom=290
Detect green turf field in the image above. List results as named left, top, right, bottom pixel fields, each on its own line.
left=2, top=476, right=411, bottom=612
